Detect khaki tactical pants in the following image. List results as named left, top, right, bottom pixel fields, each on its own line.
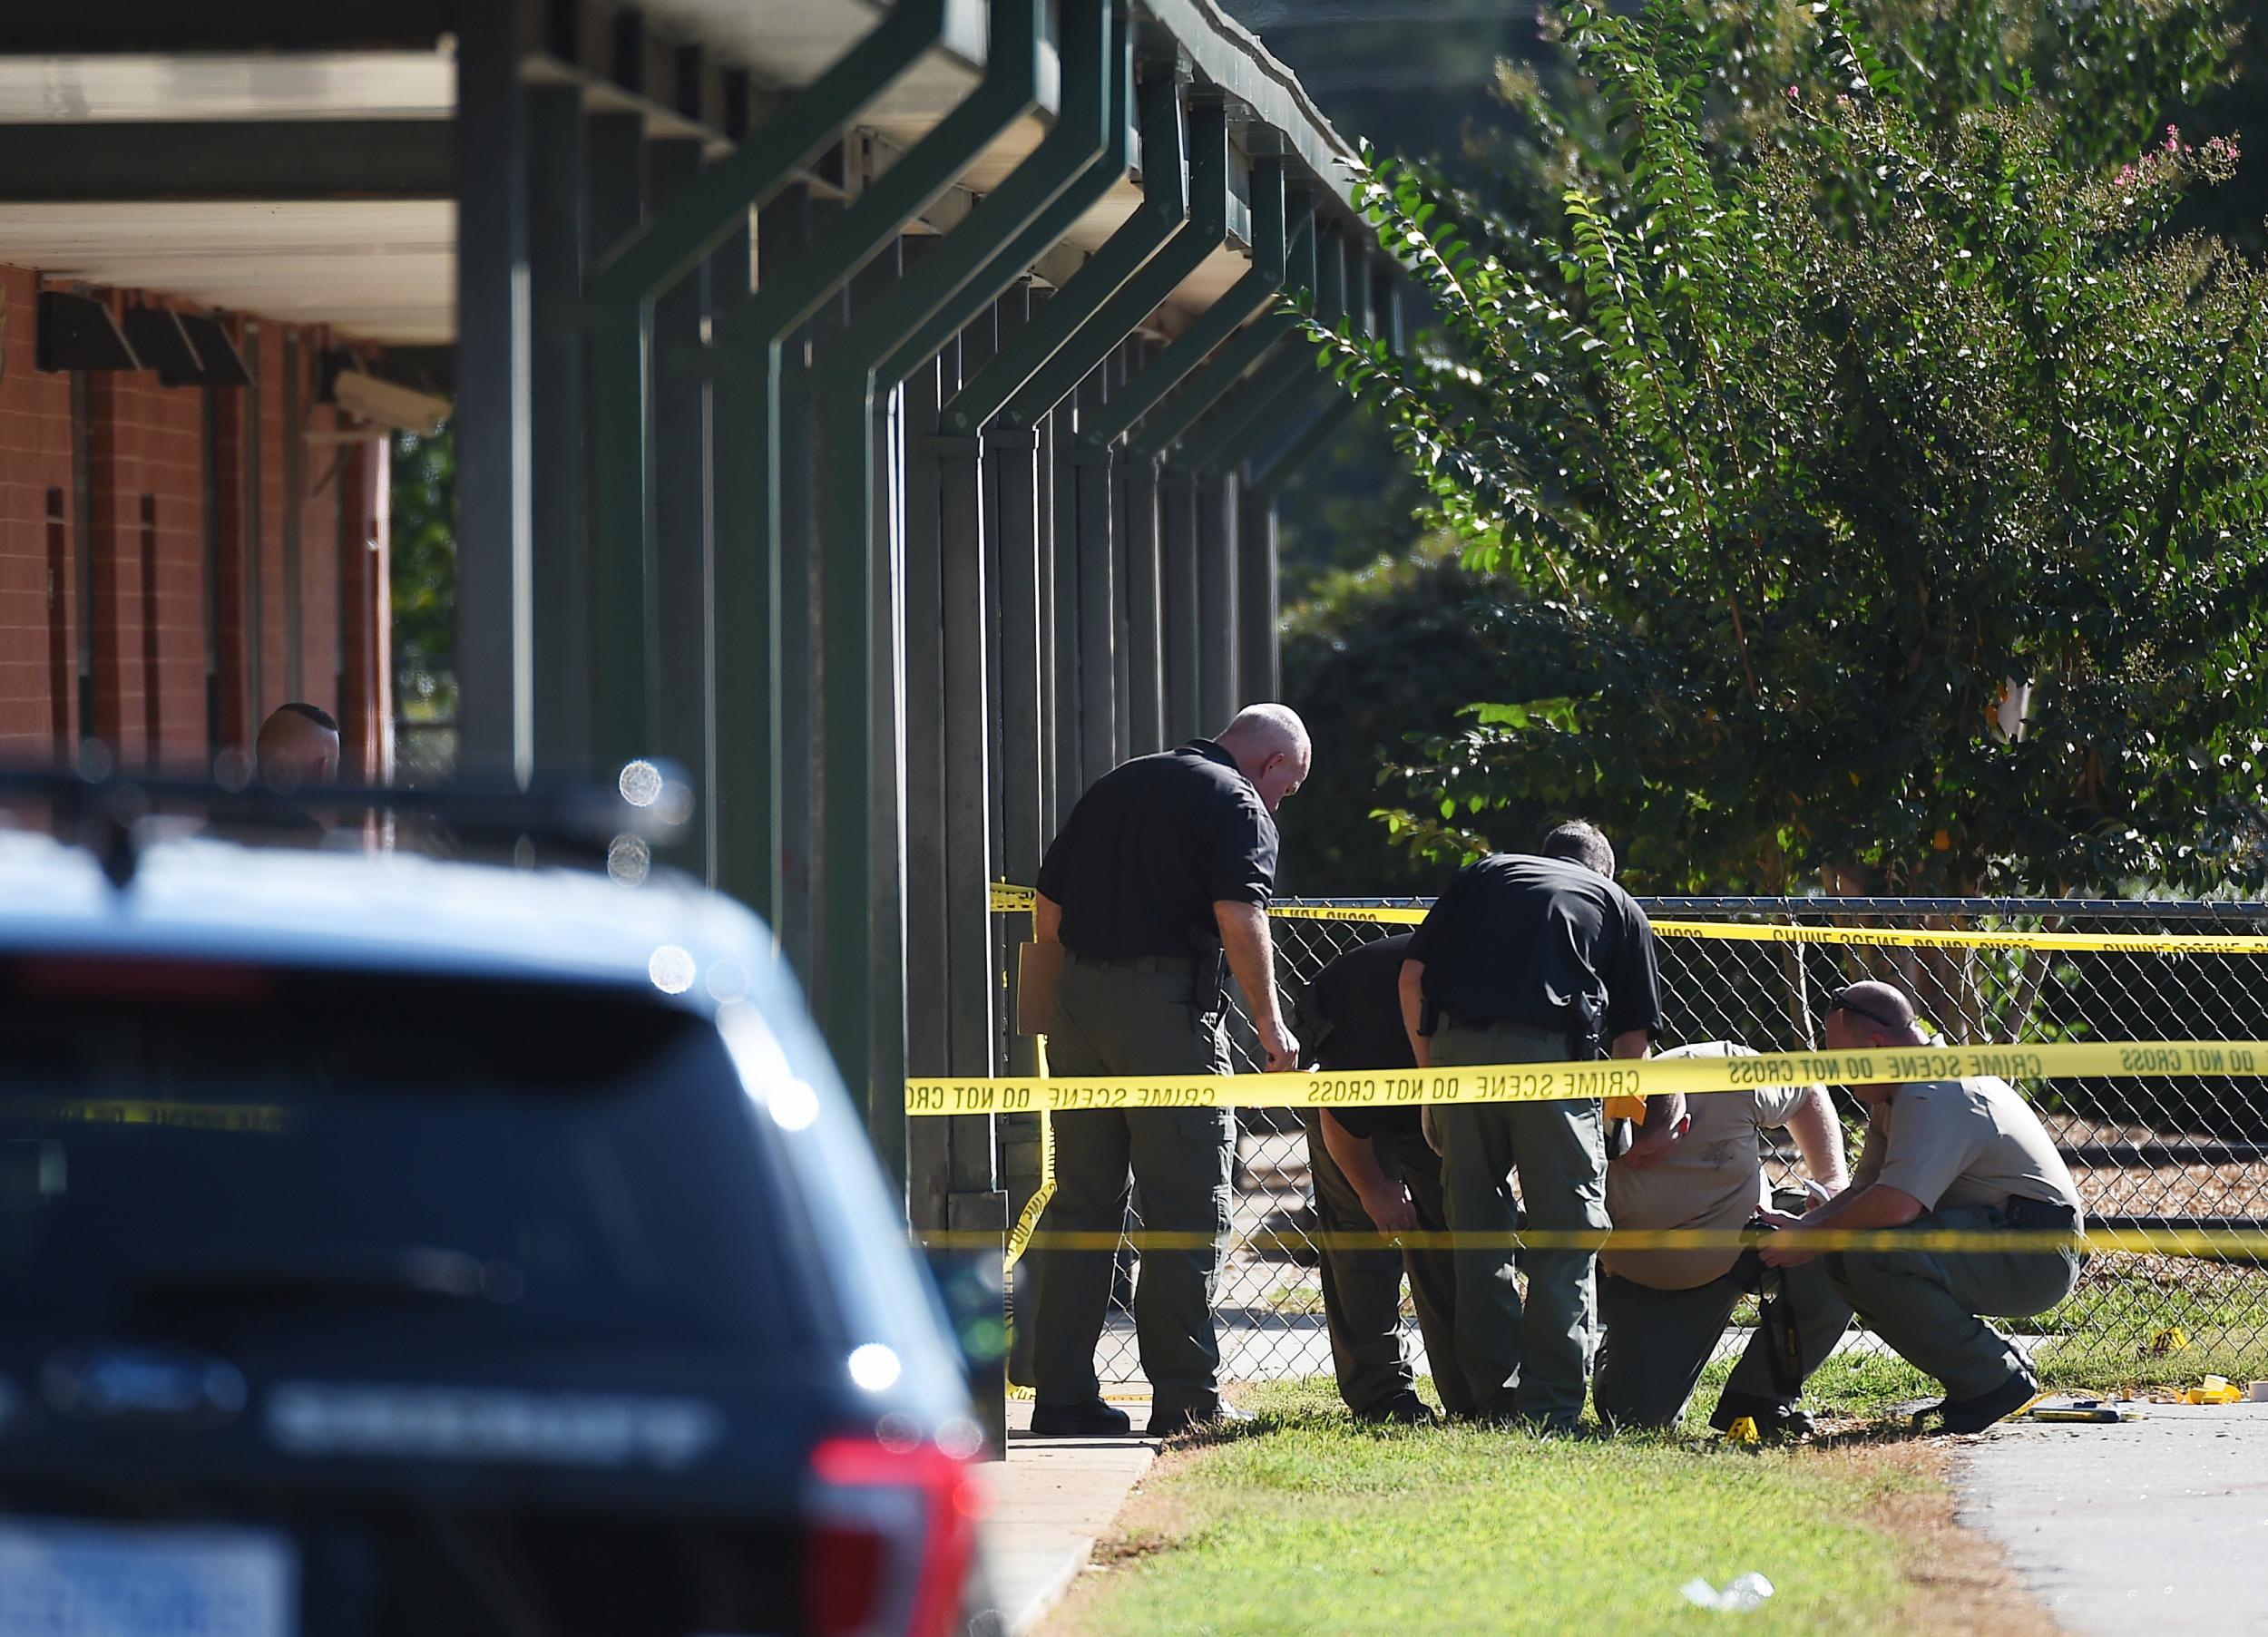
left=1030, top=954, right=1234, bottom=1418
left=1430, top=1019, right=1605, bottom=1428
left=1826, top=1204, right=2080, bottom=1400
left=1301, top=1109, right=1474, bottom=1418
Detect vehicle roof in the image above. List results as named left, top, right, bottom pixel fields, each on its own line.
left=0, top=825, right=773, bottom=1004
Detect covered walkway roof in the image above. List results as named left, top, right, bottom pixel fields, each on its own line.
left=0, top=0, right=1364, bottom=351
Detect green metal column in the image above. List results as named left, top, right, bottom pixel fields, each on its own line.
left=650, top=139, right=715, bottom=876
left=801, top=0, right=1101, bottom=1156
left=527, top=87, right=591, bottom=778
left=453, top=0, right=533, bottom=784
left=587, top=0, right=953, bottom=908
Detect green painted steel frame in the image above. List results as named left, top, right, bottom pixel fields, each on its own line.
left=1129, top=197, right=1317, bottom=463
left=937, top=63, right=1186, bottom=435
left=583, top=0, right=954, bottom=839
left=808, top=0, right=1114, bottom=1148
left=1250, top=260, right=1403, bottom=495
left=878, top=5, right=1135, bottom=388
left=1019, top=95, right=1233, bottom=437
left=1198, top=226, right=1357, bottom=475
left=1076, top=161, right=1291, bottom=451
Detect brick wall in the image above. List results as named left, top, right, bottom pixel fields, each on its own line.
left=0, top=267, right=390, bottom=775
left=0, top=267, right=73, bottom=756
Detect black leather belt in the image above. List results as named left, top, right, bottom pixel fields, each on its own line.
left=1073, top=952, right=1202, bottom=973
left=2004, top=1196, right=2082, bottom=1232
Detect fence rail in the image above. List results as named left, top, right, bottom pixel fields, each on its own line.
left=1006, top=895, right=2268, bottom=1397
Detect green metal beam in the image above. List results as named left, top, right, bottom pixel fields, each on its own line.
left=876, top=2, right=1134, bottom=388
left=1197, top=227, right=1354, bottom=475
left=1127, top=196, right=1317, bottom=462
left=1002, top=96, right=1231, bottom=433
left=938, top=64, right=1187, bottom=434
left=587, top=0, right=951, bottom=778
left=1250, top=260, right=1395, bottom=494
left=1077, top=165, right=1296, bottom=451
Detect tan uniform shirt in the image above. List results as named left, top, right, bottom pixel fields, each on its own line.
left=1604, top=1043, right=1812, bottom=1291
left=1851, top=1077, right=2083, bottom=1218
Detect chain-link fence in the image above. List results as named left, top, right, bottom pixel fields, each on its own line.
left=1025, top=898, right=2268, bottom=1395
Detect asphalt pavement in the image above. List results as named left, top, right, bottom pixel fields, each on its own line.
left=1958, top=1399, right=2268, bottom=1634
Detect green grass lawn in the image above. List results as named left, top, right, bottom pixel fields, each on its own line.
left=1047, top=1378, right=1946, bottom=1637
left=1043, top=1290, right=2257, bottom=1637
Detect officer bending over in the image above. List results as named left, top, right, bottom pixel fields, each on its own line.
left=1027, top=705, right=1311, bottom=1438
left=1593, top=1042, right=1852, bottom=1437
left=1759, top=981, right=2084, bottom=1433
left=1293, top=931, right=1474, bottom=1425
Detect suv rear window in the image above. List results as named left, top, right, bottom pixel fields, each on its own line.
left=1, top=960, right=806, bottom=1349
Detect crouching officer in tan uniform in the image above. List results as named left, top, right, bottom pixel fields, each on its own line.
left=1759, top=981, right=2085, bottom=1433
left=1293, top=931, right=1474, bottom=1424
left=1593, top=1042, right=1853, bottom=1436
left=1027, top=706, right=1312, bottom=1438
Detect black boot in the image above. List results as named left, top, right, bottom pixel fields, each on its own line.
left=1708, top=1391, right=1814, bottom=1439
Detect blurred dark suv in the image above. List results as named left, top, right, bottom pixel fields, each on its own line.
left=0, top=806, right=992, bottom=1636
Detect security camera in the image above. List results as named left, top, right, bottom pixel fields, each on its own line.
left=329, top=368, right=453, bottom=436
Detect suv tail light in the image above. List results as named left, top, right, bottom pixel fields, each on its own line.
left=805, top=1437, right=989, bottom=1637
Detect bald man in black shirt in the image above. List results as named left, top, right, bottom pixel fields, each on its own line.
left=1027, top=706, right=1311, bottom=1438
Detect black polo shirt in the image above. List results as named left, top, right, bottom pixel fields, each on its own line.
left=1035, top=739, right=1277, bottom=959
left=1405, top=853, right=1663, bottom=1042
left=1294, top=931, right=1422, bottom=1142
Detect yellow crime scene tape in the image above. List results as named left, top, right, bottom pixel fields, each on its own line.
left=905, top=1038, right=2268, bottom=1116
left=916, top=1224, right=2268, bottom=1258
left=998, top=1040, right=1056, bottom=1277
left=988, top=882, right=2268, bottom=954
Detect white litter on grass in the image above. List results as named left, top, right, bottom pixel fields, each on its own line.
left=1680, top=1573, right=1775, bottom=1612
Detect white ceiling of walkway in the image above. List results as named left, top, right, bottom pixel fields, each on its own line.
left=0, top=0, right=1349, bottom=347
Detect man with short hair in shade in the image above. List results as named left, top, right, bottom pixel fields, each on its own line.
left=1027, top=705, right=1312, bottom=1438
left=254, top=702, right=341, bottom=790
left=1759, top=980, right=2085, bottom=1433
left=205, top=703, right=343, bottom=846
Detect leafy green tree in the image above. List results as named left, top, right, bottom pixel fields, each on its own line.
left=1279, top=535, right=1540, bottom=892
left=389, top=425, right=457, bottom=726
left=1312, top=1, right=2268, bottom=903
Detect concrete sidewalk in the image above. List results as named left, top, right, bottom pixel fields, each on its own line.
left=980, top=1398, right=1159, bottom=1634
left=1958, top=1399, right=2268, bottom=1635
